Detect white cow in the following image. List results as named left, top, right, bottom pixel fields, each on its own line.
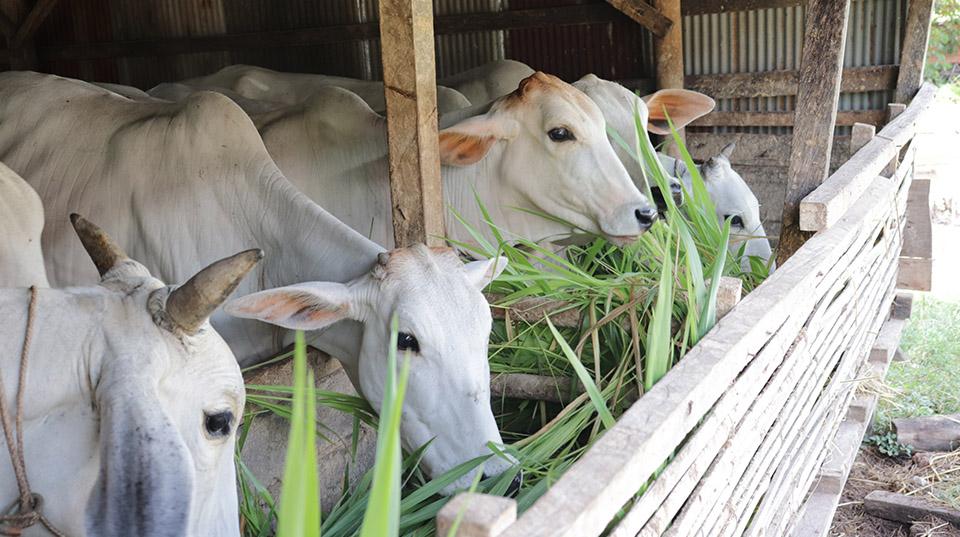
left=180, top=64, right=473, bottom=114
left=148, top=82, right=287, bottom=114
left=252, top=71, right=658, bottom=249
left=659, top=144, right=774, bottom=270
left=0, top=71, right=513, bottom=491
left=440, top=59, right=536, bottom=105
left=0, top=214, right=258, bottom=536
left=0, top=162, right=48, bottom=288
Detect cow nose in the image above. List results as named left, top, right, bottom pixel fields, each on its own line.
left=670, top=182, right=684, bottom=205
left=634, top=207, right=658, bottom=229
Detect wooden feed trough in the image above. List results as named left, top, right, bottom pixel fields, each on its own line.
left=436, top=81, right=937, bottom=537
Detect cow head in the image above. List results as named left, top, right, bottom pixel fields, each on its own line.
left=225, top=245, right=515, bottom=493
left=438, top=71, right=657, bottom=245
left=69, top=215, right=258, bottom=537
left=573, top=76, right=716, bottom=212
left=670, top=144, right=775, bottom=271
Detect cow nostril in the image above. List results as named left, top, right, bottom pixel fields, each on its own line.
left=506, top=472, right=523, bottom=497
left=634, top=207, right=657, bottom=227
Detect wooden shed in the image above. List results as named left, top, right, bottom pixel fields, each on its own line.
left=0, top=0, right=937, bottom=534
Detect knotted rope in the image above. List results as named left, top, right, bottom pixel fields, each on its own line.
left=0, top=286, right=66, bottom=537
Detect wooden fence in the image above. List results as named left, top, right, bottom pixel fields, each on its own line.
left=437, top=82, right=937, bottom=537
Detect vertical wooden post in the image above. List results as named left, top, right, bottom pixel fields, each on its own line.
left=895, top=0, right=936, bottom=104
left=883, top=103, right=907, bottom=176
left=378, top=0, right=446, bottom=248
left=850, top=122, right=876, bottom=155
left=776, top=0, right=851, bottom=265
left=652, top=0, right=685, bottom=156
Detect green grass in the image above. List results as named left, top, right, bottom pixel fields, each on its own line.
left=874, top=296, right=960, bottom=430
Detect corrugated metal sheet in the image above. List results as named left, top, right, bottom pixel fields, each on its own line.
left=683, top=0, right=906, bottom=135
left=505, top=0, right=655, bottom=82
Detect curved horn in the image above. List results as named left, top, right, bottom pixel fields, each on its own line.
left=70, top=213, right=129, bottom=277
left=165, top=249, right=264, bottom=334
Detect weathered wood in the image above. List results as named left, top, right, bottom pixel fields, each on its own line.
left=490, top=373, right=581, bottom=403
left=884, top=104, right=909, bottom=176
left=800, top=147, right=897, bottom=232
left=651, top=0, right=684, bottom=154
left=865, top=490, right=960, bottom=526
left=487, top=295, right=580, bottom=328
left=717, top=276, right=743, bottom=319
left=893, top=414, right=960, bottom=452
left=895, top=0, right=936, bottom=104
left=685, top=65, right=898, bottom=99
left=777, top=0, right=852, bottom=265
left=899, top=178, right=933, bottom=291
left=9, top=0, right=56, bottom=47
left=682, top=0, right=803, bottom=15
left=378, top=0, right=445, bottom=247
left=604, top=0, right=672, bottom=37
left=878, top=84, right=939, bottom=148
left=892, top=292, right=914, bottom=320
left=15, top=5, right=633, bottom=62
left=685, top=133, right=853, bottom=169
left=691, top=110, right=884, bottom=128
left=870, top=318, right=907, bottom=366
left=436, top=493, right=517, bottom=537
left=500, top=165, right=899, bottom=537
left=851, top=123, right=877, bottom=154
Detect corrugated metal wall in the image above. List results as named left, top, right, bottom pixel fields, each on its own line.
left=683, top=0, right=906, bottom=135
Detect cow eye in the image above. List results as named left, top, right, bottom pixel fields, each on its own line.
left=547, top=127, right=575, bottom=142
left=204, top=410, right=234, bottom=438
left=397, top=332, right=420, bottom=353
left=725, top=215, right=744, bottom=228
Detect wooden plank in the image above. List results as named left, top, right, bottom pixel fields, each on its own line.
left=651, top=0, right=683, bottom=154
left=436, top=493, right=517, bottom=537
left=895, top=0, right=936, bottom=104
left=777, top=0, right=852, bottom=264
left=378, top=0, right=445, bottom=247
left=684, top=133, right=853, bottom=168
left=898, top=257, right=933, bottom=292
left=870, top=318, right=907, bottom=366
left=850, top=123, right=877, bottom=154
left=877, top=83, right=939, bottom=148
left=893, top=414, right=960, bottom=452
left=20, top=5, right=631, bottom=62
left=488, top=295, right=580, bottom=328
left=685, top=65, right=898, bottom=99
left=717, top=276, right=743, bottom=319
left=682, top=0, right=803, bottom=15
left=604, top=0, right=672, bottom=37
left=892, top=292, right=914, bottom=320
left=490, top=373, right=581, bottom=403
left=498, top=171, right=898, bottom=537
left=901, top=178, right=932, bottom=259
left=690, top=110, right=884, bottom=128
left=9, top=0, right=56, bottom=48
left=864, top=490, right=960, bottom=526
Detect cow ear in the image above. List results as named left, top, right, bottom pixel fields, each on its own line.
left=439, top=116, right=519, bottom=167
left=462, top=256, right=508, bottom=290
left=720, top=142, right=737, bottom=161
left=87, top=390, right=192, bottom=537
left=224, top=282, right=354, bottom=331
left=643, top=89, right=716, bottom=135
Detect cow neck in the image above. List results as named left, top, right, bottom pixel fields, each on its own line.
left=246, top=167, right=381, bottom=369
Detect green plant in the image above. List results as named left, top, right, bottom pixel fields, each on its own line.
left=926, top=0, right=960, bottom=85
left=867, top=430, right=914, bottom=459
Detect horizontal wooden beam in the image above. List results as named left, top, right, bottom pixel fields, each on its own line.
left=682, top=0, right=804, bottom=15
left=685, top=65, right=898, bottom=99
left=19, top=4, right=634, bottom=62
left=691, top=109, right=884, bottom=128
left=604, top=0, right=672, bottom=37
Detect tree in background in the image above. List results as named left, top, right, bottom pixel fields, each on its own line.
left=926, top=0, right=960, bottom=87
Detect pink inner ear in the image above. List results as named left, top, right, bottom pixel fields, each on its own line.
left=232, top=292, right=347, bottom=327
left=438, top=132, right=496, bottom=166
left=645, top=89, right=716, bottom=134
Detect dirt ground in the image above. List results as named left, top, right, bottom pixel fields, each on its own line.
left=829, top=87, right=960, bottom=536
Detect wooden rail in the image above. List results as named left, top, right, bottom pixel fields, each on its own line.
left=438, top=71, right=929, bottom=537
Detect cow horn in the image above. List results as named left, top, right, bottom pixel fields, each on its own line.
left=165, top=249, right=264, bottom=334
left=70, top=213, right=129, bottom=277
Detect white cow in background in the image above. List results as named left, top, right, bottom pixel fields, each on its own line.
left=251, top=71, right=659, bottom=249
left=440, top=59, right=536, bottom=105
left=179, top=64, right=473, bottom=114
left=659, top=143, right=774, bottom=270
left=0, top=71, right=514, bottom=492
left=0, top=214, right=259, bottom=537
left=0, top=162, right=48, bottom=288
left=149, top=82, right=286, bottom=114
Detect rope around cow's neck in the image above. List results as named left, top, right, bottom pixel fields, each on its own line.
left=0, top=286, right=67, bottom=537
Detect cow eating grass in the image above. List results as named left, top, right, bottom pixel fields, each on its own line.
left=0, top=215, right=259, bottom=537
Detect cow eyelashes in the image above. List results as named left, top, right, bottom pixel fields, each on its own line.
left=725, top=215, right=744, bottom=228
left=397, top=332, right=420, bottom=354
left=547, top=127, right=575, bottom=142
left=204, top=410, right=234, bottom=438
